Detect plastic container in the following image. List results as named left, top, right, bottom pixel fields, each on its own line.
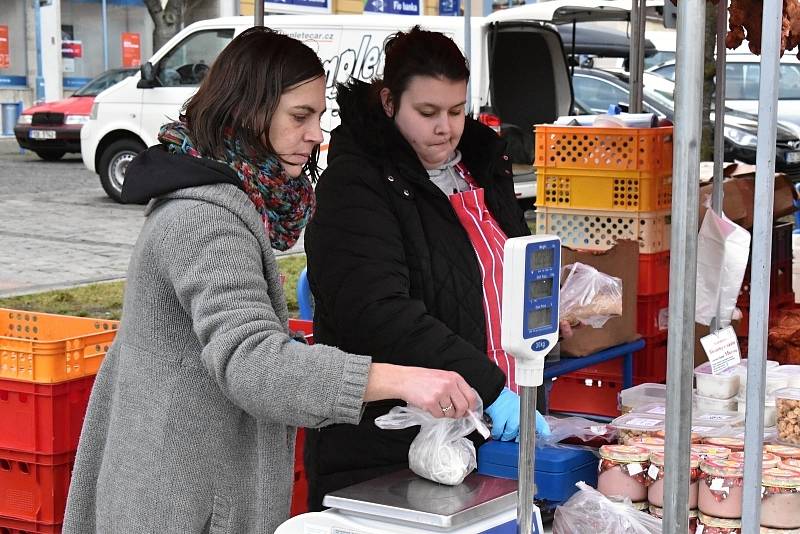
left=649, top=505, right=698, bottom=533
left=693, top=411, right=746, bottom=428
left=624, top=436, right=665, bottom=452
left=597, top=444, right=650, bottom=502
left=780, top=365, right=800, bottom=388
left=704, top=437, right=745, bottom=453
left=0, top=308, right=118, bottom=383
left=610, top=413, right=665, bottom=443
left=692, top=444, right=732, bottom=461
left=738, top=359, right=781, bottom=371
left=619, top=383, right=667, bottom=413
left=696, top=393, right=739, bottom=413
left=738, top=369, right=790, bottom=397
left=765, top=444, right=800, bottom=460
left=761, top=467, right=800, bottom=529
left=695, top=363, right=740, bottom=400
left=630, top=402, right=666, bottom=417
left=535, top=207, right=671, bottom=253
left=647, top=450, right=700, bottom=508
left=728, top=451, right=780, bottom=469
left=775, top=388, right=800, bottom=446
left=0, top=448, right=74, bottom=524
left=736, top=393, right=777, bottom=427
left=698, top=459, right=744, bottom=519
left=697, top=512, right=741, bottom=533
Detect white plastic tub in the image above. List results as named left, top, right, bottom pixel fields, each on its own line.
left=696, top=393, right=738, bottom=413
left=695, top=362, right=740, bottom=399
left=619, top=383, right=667, bottom=413
left=739, top=369, right=790, bottom=397
left=736, top=394, right=777, bottom=427
left=779, top=365, right=800, bottom=388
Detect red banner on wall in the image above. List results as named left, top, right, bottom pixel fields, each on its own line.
left=62, top=40, right=83, bottom=59
left=121, top=32, right=141, bottom=68
left=0, top=26, right=9, bottom=69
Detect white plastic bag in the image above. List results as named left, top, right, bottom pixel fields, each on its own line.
left=553, top=482, right=662, bottom=534
left=560, top=263, right=623, bottom=328
left=374, top=397, right=490, bottom=486
left=695, top=206, right=751, bottom=327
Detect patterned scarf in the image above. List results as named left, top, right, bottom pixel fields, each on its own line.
left=158, top=121, right=315, bottom=251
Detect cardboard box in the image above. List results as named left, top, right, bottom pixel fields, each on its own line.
left=698, top=163, right=796, bottom=230
left=560, top=240, right=641, bottom=357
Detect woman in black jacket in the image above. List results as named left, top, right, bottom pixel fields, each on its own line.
left=304, top=26, right=551, bottom=510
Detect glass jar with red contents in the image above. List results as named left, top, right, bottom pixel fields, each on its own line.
left=704, top=437, right=745, bottom=453
left=656, top=428, right=704, bottom=444
left=647, top=450, right=701, bottom=508
left=698, top=459, right=744, bottom=519
left=761, top=467, right=800, bottom=529
left=765, top=444, right=800, bottom=461
left=597, top=444, right=650, bottom=502
left=781, top=458, right=800, bottom=473
left=697, top=511, right=741, bottom=533
left=649, top=505, right=698, bottom=533
left=728, top=451, right=780, bottom=469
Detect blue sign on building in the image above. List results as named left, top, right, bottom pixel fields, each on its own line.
left=265, top=0, right=331, bottom=14
left=363, top=0, right=420, bottom=15
left=0, top=76, right=27, bottom=88
left=438, top=0, right=459, bottom=16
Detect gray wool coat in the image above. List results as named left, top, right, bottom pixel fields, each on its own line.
left=63, top=183, right=371, bottom=533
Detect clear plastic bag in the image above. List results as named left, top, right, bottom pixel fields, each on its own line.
left=374, top=396, right=490, bottom=486
left=553, top=482, right=662, bottom=534
left=539, top=416, right=617, bottom=447
left=560, top=262, right=623, bottom=328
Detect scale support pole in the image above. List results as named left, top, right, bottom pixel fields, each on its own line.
left=662, top=0, right=705, bottom=532
left=741, top=1, right=781, bottom=532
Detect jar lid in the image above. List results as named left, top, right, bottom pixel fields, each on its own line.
left=650, top=450, right=700, bottom=468
left=700, top=458, right=744, bottom=477
left=728, top=451, right=780, bottom=468
left=697, top=511, right=742, bottom=528
left=656, top=429, right=703, bottom=442
left=625, top=436, right=665, bottom=451
left=762, top=467, right=800, bottom=488
left=780, top=458, right=800, bottom=472
left=704, top=437, right=745, bottom=449
left=764, top=444, right=800, bottom=459
left=648, top=504, right=663, bottom=518
left=599, top=444, right=650, bottom=462
left=774, top=386, right=800, bottom=402
left=761, top=527, right=800, bottom=534
left=691, top=444, right=732, bottom=460
left=630, top=500, right=649, bottom=512
left=689, top=508, right=698, bottom=518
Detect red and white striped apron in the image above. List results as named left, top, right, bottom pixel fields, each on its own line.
left=448, top=162, right=517, bottom=393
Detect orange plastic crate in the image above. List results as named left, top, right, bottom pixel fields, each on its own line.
left=0, top=449, right=73, bottom=526
left=549, top=374, right=622, bottom=418
left=0, top=309, right=118, bottom=384
left=637, top=292, right=669, bottom=339
left=0, top=516, right=61, bottom=534
left=534, top=124, right=673, bottom=174
left=639, top=252, right=670, bottom=296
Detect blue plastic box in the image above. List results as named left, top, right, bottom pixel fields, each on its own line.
left=477, top=441, right=598, bottom=504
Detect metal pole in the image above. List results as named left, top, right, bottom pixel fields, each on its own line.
left=33, top=0, right=45, bottom=102
left=741, top=1, right=782, bottom=532
left=662, top=1, right=705, bottom=532
left=254, top=0, right=264, bottom=27
left=517, top=386, right=536, bottom=534
left=102, top=0, right=109, bottom=71
left=629, top=0, right=643, bottom=113
left=710, top=0, right=727, bottom=334
left=465, top=1, right=472, bottom=114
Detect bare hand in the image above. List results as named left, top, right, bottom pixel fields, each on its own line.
left=397, top=366, right=477, bottom=419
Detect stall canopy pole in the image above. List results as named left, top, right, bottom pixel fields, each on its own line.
left=710, top=0, right=727, bottom=334
left=628, top=0, right=643, bottom=113
left=662, top=1, right=705, bottom=532
left=740, top=1, right=782, bottom=532
left=254, top=0, right=264, bottom=26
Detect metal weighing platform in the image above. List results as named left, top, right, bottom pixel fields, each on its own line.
left=275, top=469, right=534, bottom=533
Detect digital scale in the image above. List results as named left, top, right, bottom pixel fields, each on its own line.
left=275, top=236, right=561, bottom=534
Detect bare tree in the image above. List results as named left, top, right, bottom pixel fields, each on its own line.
left=144, top=0, right=185, bottom=51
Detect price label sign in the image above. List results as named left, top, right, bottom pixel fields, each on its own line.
left=700, top=326, right=741, bottom=375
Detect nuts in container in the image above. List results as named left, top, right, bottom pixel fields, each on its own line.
left=611, top=414, right=665, bottom=444
left=775, top=388, right=800, bottom=446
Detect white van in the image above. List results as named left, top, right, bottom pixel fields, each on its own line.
left=82, top=5, right=622, bottom=203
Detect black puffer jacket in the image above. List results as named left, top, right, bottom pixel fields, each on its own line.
left=303, top=80, right=530, bottom=509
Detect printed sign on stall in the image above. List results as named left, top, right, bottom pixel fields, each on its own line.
left=700, top=326, right=741, bottom=375
left=0, top=26, right=9, bottom=69
left=122, top=32, right=141, bottom=68
left=364, top=0, right=420, bottom=15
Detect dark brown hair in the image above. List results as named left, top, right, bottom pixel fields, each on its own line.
left=381, top=26, right=470, bottom=110
left=183, top=27, right=325, bottom=175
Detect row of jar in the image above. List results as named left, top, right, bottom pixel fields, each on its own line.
left=597, top=444, right=800, bottom=529
left=644, top=507, right=800, bottom=534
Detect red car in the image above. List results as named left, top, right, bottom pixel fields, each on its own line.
left=14, top=68, right=137, bottom=161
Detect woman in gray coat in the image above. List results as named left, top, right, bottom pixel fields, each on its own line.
left=63, top=27, right=475, bottom=534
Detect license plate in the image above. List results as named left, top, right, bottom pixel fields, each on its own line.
left=29, top=129, right=56, bottom=140
left=787, top=150, right=800, bottom=164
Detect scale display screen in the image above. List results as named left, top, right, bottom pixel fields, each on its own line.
left=530, top=248, right=554, bottom=270
left=527, top=307, right=551, bottom=330
left=528, top=278, right=553, bottom=299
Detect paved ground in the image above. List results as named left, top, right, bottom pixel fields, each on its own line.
left=0, top=137, right=304, bottom=297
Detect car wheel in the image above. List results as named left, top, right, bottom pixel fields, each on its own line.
left=34, top=150, right=66, bottom=161
left=99, top=139, right=145, bottom=203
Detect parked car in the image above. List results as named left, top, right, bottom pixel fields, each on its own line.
left=646, top=50, right=800, bottom=131
left=14, top=68, right=137, bottom=161
left=571, top=67, right=800, bottom=180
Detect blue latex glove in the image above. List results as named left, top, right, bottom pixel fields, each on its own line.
left=485, top=388, right=551, bottom=442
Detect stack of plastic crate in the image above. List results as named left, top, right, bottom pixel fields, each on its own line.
left=0, top=309, right=117, bottom=534
left=533, top=125, right=674, bottom=416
